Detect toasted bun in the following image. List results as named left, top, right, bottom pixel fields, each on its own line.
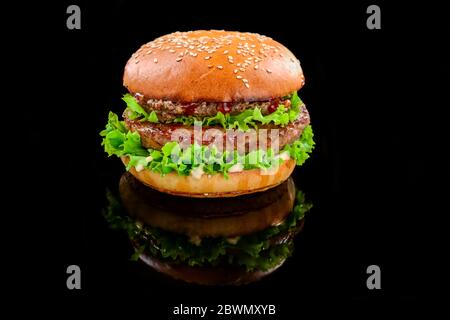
left=119, top=173, right=296, bottom=238
left=139, top=253, right=285, bottom=286
left=123, top=30, right=304, bottom=102
left=121, top=156, right=296, bottom=197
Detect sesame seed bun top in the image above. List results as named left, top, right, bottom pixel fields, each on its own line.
left=123, top=30, right=304, bottom=103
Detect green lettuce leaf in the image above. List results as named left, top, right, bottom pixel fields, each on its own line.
left=283, top=124, right=315, bottom=165
left=103, top=189, right=312, bottom=271
left=122, top=94, right=147, bottom=117
left=291, top=91, right=302, bottom=109
left=122, top=94, right=159, bottom=123
left=100, top=111, right=148, bottom=157
left=147, top=111, right=159, bottom=123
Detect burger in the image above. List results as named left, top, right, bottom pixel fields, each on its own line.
left=104, top=173, right=312, bottom=285
left=100, top=30, right=314, bottom=197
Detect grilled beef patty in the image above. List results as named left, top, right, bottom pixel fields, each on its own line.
left=124, top=105, right=310, bottom=151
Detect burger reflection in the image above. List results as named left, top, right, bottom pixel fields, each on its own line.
left=104, top=173, right=312, bottom=285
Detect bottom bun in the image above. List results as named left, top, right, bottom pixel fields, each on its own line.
left=138, top=254, right=285, bottom=286
left=121, top=156, right=296, bottom=197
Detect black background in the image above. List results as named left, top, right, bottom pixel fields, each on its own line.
left=20, top=0, right=449, bottom=313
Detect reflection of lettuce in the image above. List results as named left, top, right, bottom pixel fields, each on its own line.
left=100, top=112, right=314, bottom=177
left=103, top=189, right=312, bottom=271
left=123, top=92, right=303, bottom=131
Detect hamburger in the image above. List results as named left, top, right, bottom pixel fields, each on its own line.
left=104, top=173, right=312, bottom=285
left=100, top=30, right=314, bottom=197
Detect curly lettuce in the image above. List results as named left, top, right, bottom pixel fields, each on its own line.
left=100, top=111, right=314, bottom=177
left=282, top=124, right=315, bottom=166
left=122, top=94, right=159, bottom=123
left=122, top=92, right=304, bottom=131
left=103, top=189, right=312, bottom=271
left=100, top=112, right=148, bottom=157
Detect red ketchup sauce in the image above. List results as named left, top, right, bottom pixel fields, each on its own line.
left=267, top=98, right=280, bottom=113
left=217, top=102, right=232, bottom=114
left=183, top=103, right=198, bottom=115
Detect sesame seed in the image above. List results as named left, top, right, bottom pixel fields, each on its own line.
left=228, top=55, right=233, bottom=60
left=146, top=50, right=153, bottom=54
left=208, top=64, right=214, bottom=68
left=135, top=60, right=140, bottom=64
left=266, top=68, right=272, bottom=73
left=233, top=69, right=239, bottom=74
left=223, top=50, right=229, bottom=54
left=244, top=83, right=250, bottom=88
left=176, top=57, right=183, bottom=62
left=190, top=52, right=198, bottom=57
left=236, top=75, right=243, bottom=79
left=239, top=67, right=245, bottom=72
left=169, top=49, right=176, bottom=53
left=250, top=44, right=256, bottom=48
left=204, top=56, right=211, bottom=60
left=254, top=65, right=259, bottom=70
left=217, top=65, right=223, bottom=69
left=242, top=79, right=248, bottom=83
left=153, top=58, right=158, bottom=63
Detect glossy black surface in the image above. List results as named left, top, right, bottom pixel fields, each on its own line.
left=27, top=0, right=448, bottom=311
